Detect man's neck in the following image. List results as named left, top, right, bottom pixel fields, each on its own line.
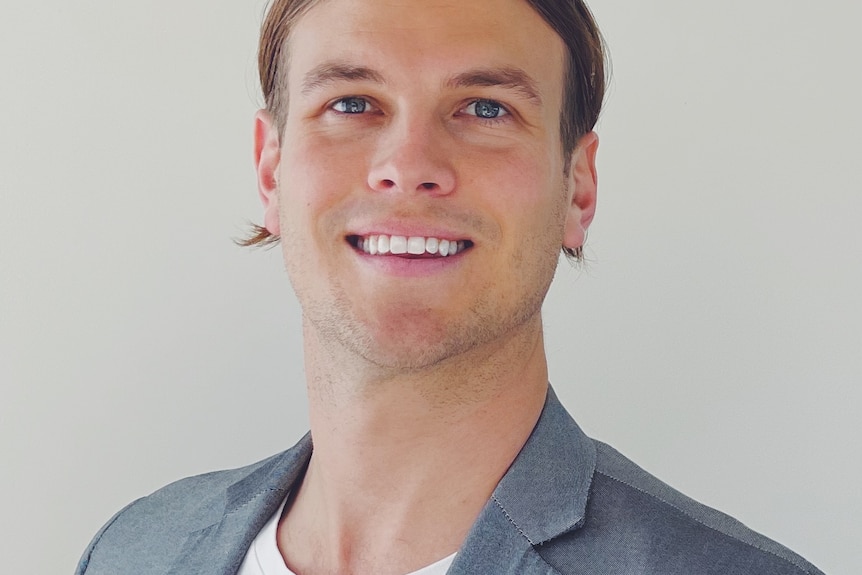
left=277, top=315, right=550, bottom=575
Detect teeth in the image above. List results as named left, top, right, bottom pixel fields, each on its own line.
left=378, top=235, right=390, bottom=255
left=389, top=235, right=407, bottom=254
left=355, top=234, right=467, bottom=257
left=407, top=236, right=425, bottom=255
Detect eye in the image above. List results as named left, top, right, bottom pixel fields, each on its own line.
left=331, top=97, right=370, bottom=114
left=464, top=99, right=509, bottom=120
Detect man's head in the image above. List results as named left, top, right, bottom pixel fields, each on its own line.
left=251, top=0, right=604, bottom=370
left=246, top=0, right=606, bottom=261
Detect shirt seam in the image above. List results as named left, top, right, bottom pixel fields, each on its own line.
left=492, top=494, right=536, bottom=546
left=224, top=486, right=288, bottom=522
left=491, top=496, right=570, bottom=575
left=597, top=470, right=815, bottom=575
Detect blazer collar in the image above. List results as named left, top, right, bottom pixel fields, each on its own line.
left=447, top=386, right=596, bottom=574
left=166, top=434, right=313, bottom=575
left=491, top=385, right=596, bottom=545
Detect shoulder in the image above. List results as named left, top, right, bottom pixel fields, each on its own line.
left=537, top=439, right=824, bottom=575
left=76, top=441, right=310, bottom=575
left=104, top=449, right=288, bottom=531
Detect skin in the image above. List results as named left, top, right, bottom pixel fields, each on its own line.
left=253, top=0, right=598, bottom=573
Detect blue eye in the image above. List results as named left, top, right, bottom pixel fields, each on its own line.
left=466, top=99, right=508, bottom=119
left=332, top=97, right=368, bottom=114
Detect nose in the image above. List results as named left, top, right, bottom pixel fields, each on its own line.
left=366, top=115, right=456, bottom=196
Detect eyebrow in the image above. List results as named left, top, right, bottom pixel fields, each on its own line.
left=447, top=67, right=544, bottom=106
left=300, top=62, right=543, bottom=107
left=301, top=62, right=386, bottom=96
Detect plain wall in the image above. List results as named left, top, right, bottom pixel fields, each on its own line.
left=1, top=1, right=859, bottom=573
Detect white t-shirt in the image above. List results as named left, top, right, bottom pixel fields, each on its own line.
left=237, top=498, right=456, bottom=575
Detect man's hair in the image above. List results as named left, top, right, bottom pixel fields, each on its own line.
left=242, top=0, right=607, bottom=260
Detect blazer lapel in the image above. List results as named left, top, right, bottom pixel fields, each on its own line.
left=449, top=386, right=596, bottom=574
left=166, top=434, right=313, bottom=575
left=446, top=498, right=562, bottom=575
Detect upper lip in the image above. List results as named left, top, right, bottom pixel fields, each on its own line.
left=345, top=224, right=474, bottom=242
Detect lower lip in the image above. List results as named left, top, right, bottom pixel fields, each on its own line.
left=351, top=247, right=469, bottom=277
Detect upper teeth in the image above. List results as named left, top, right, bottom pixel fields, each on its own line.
left=358, top=235, right=466, bottom=257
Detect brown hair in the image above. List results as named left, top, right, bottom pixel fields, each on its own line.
left=242, top=0, right=607, bottom=260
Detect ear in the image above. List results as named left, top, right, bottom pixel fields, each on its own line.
left=562, top=131, right=599, bottom=250
left=254, top=109, right=282, bottom=237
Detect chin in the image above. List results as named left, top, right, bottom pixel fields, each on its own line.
left=353, top=324, right=466, bottom=372
left=352, top=307, right=540, bottom=373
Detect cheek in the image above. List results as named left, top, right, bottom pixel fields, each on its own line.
left=466, top=147, right=566, bottom=239
left=278, top=137, right=366, bottom=231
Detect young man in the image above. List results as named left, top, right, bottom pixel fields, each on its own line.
left=77, top=1, right=825, bottom=574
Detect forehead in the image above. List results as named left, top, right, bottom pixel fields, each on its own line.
left=286, top=0, right=566, bottom=99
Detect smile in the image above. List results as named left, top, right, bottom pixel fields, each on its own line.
left=348, top=234, right=473, bottom=257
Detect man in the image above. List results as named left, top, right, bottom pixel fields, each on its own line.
left=77, top=0, right=825, bottom=574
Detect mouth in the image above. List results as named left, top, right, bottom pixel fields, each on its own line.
left=346, top=234, right=474, bottom=258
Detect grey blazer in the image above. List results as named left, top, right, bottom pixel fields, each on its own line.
left=77, top=388, right=824, bottom=574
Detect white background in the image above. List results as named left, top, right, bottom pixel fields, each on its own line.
left=1, top=1, right=859, bottom=573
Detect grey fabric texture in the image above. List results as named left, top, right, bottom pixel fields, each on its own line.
left=77, top=388, right=824, bottom=575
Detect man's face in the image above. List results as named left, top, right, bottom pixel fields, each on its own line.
left=256, top=0, right=597, bottom=370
